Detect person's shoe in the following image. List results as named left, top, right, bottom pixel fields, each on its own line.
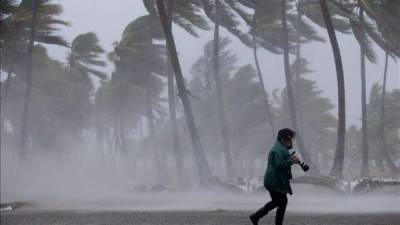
left=249, top=215, right=258, bottom=225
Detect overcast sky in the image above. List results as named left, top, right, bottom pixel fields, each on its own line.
left=45, top=0, right=399, bottom=128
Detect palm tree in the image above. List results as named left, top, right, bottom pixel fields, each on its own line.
left=328, top=0, right=400, bottom=176
left=143, top=0, right=211, bottom=186
left=1, top=0, right=69, bottom=157
left=155, top=0, right=212, bottom=185
left=195, top=0, right=252, bottom=179
left=319, top=0, right=346, bottom=178
left=281, top=0, right=319, bottom=174
left=67, top=32, right=106, bottom=141
left=358, top=1, right=370, bottom=177
left=163, top=0, right=188, bottom=186
left=20, top=0, right=39, bottom=158
left=360, top=0, right=400, bottom=174
left=67, top=32, right=107, bottom=79
left=378, top=49, right=400, bottom=173
left=212, top=0, right=234, bottom=179
left=112, top=15, right=170, bottom=184
left=231, top=0, right=326, bottom=173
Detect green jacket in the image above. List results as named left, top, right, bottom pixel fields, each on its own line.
left=263, top=141, right=294, bottom=194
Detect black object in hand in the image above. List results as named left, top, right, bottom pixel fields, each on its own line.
left=291, top=151, right=310, bottom=172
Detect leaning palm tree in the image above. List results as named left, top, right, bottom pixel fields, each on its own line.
left=231, top=0, right=326, bottom=174
left=211, top=0, right=234, bottom=179
left=276, top=0, right=322, bottom=174
left=20, top=0, right=39, bottom=157
left=143, top=0, right=210, bottom=186
left=4, top=0, right=70, bottom=157
left=319, top=0, right=346, bottom=178
left=66, top=32, right=107, bottom=142
left=155, top=0, right=213, bottom=185
left=111, top=15, right=171, bottom=185
left=378, top=49, right=400, bottom=173
left=328, top=0, right=400, bottom=176
left=358, top=0, right=400, bottom=173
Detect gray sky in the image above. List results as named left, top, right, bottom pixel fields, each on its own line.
left=46, top=0, right=400, bottom=128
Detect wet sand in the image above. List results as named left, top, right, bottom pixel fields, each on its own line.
left=1, top=210, right=400, bottom=225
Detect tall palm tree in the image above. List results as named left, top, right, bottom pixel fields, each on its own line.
left=319, top=0, right=346, bottom=178
left=156, top=0, right=212, bottom=185
left=212, top=0, right=234, bottom=179
left=329, top=0, right=400, bottom=176
left=143, top=0, right=210, bottom=186
left=232, top=0, right=325, bottom=173
left=358, top=1, right=370, bottom=177
left=378, top=50, right=400, bottom=173
left=20, top=0, right=39, bottom=158
left=196, top=0, right=252, bottom=179
left=2, top=0, right=69, bottom=157
left=67, top=32, right=106, bottom=141
left=165, top=0, right=187, bottom=186
left=281, top=0, right=319, bottom=174
left=360, top=0, right=400, bottom=174
left=112, top=15, right=170, bottom=184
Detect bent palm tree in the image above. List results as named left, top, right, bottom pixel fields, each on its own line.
left=156, top=0, right=212, bottom=185
left=319, top=0, right=346, bottom=178
left=112, top=15, right=170, bottom=184
left=4, top=0, right=70, bottom=157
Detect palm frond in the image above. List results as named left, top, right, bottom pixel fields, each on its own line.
left=349, top=16, right=377, bottom=63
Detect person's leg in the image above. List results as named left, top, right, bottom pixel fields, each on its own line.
left=249, top=190, right=280, bottom=225
left=274, top=192, right=288, bottom=225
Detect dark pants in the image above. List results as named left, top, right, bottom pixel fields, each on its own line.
left=250, top=190, right=288, bottom=225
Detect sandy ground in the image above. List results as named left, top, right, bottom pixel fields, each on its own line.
left=1, top=210, right=400, bottom=225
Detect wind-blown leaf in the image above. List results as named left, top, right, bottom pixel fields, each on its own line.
left=349, top=16, right=377, bottom=63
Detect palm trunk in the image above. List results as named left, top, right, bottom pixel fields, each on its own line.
left=319, top=0, right=346, bottom=178
left=145, top=87, right=169, bottom=184
left=20, top=0, right=39, bottom=158
left=281, top=0, right=317, bottom=174
left=213, top=0, right=234, bottom=179
left=252, top=34, right=275, bottom=132
left=156, top=0, right=212, bottom=185
left=359, top=5, right=369, bottom=178
left=166, top=0, right=187, bottom=187
left=295, top=1, right=305, bottom=135
left=118, top=112, right=127, bottom=153
left=379, top=49, right=400, bottom=173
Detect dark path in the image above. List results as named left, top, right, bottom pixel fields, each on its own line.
left=1, top=210, right=399, bottom=225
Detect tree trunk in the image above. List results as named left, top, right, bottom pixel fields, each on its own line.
left=20, top=0, right=39, bottom=159
left=145, top=87, right=169, bottom=184
left=213, top=0, right=234, bottom=179
left=166, top=0, right=188, bottom=187
left=359, top=5, right=369, bottom=178
left=156, top=0, right=212, bottom=185
left=252, top=34, right=275, bottom=132
left=319, top=0, right=346, bottom=178
left=379, top=49, right=400, bottom=173
left=295, top=0, right=305, bottom=135
left=281, top=0, right=317, bottom=174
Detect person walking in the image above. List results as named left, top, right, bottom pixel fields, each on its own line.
left=249, top=128, right=300, bottom=225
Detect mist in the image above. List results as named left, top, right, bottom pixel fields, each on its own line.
left=1, top=1, right=400, bottom=222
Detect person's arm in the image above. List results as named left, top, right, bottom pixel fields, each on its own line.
left=272, top=151, right=294, bottom=171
